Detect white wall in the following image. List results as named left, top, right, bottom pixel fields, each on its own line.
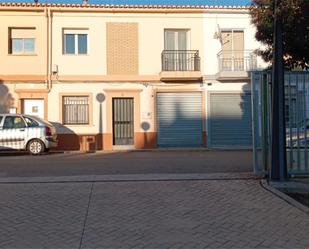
left=202, top=11, right=267, bottom=76
left=52, top=12, right=203, bottom=76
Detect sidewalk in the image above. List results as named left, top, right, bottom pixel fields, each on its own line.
left=0, top=175, right=309, bottom=249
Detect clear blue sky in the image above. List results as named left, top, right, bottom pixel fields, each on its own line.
left=2, top=0, right=252, bottom=6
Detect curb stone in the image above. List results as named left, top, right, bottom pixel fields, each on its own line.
left=260, top=179, right=309, bottom=215
left=0, top=172, right=261, bottom=184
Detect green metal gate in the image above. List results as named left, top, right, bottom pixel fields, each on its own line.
left=252, top=71, right=309, bottom=176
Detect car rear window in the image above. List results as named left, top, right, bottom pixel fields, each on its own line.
left=24, top=117, right=39, bottom=127
left=28, top=116, right=53, bottom=127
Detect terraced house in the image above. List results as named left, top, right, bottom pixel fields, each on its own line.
left=0, top=2, right=265, bottom=151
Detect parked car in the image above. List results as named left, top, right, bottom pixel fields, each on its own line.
left=0, top=114, right=57, bottom=155
left=286, top=120, right=309, bottom=148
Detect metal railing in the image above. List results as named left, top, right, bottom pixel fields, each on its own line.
left=218, top=50, right=257, bottom=72
left=161, top=50, right=200, bottom=71
left=252, top=71, right=309, bottom=176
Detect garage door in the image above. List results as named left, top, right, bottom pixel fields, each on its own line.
left=208, top=92, right=252, bottom=148
left=157, top=92, right=203, bottom=147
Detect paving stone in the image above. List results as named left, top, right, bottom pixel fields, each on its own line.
left=80, top=180, right=309, bottom=249
left=0, top=179, right=309, bottom=249
left=0, top=183, right=92, bottom=249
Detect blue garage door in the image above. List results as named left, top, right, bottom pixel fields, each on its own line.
left=208, top=92, right=252, bottom=148
left=157, top=92, right=203, bottom=147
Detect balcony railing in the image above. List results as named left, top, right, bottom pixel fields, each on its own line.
left=161, top=50, right=200, bottom=71
left=217, top=50, right=257, bottom=72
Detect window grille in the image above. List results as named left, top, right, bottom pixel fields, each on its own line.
left=63, top=96, right=89, bottom=125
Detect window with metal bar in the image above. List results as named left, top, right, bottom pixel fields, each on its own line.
left=63, top=96, right=89, bottom=125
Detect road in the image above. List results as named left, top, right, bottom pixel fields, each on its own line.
left=0, top=150, right=252, bottom=178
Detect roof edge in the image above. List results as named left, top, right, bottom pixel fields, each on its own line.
left=0, top=2, right=250, bottom=10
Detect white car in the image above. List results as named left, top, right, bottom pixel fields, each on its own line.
left=0, top=114, right=57, bottom=155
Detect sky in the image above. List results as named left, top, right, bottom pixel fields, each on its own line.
left=1, top=0, right=252, bottom=6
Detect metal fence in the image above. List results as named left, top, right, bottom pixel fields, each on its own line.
left=161, top=50, right=200, bottom=71
left=252, top=71, right=309, bottom=176
left=217, top=50, right=257, bottom=72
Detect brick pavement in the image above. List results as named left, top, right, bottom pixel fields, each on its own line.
left=0, top=178, right=309, bottom=249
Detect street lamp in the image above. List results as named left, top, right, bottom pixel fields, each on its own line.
left=270, top=0, right=288, bottom=180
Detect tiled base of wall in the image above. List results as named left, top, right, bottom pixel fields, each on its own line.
left=55, top=132, right=157, bottom=151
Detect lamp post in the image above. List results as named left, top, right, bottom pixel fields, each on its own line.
left=271, top=0, right=288, bottom=180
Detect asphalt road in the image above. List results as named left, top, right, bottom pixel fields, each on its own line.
left=0, top=150, right=252, bottom=178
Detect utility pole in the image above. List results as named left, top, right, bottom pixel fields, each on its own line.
left=271, top=0, right=288, bottom=180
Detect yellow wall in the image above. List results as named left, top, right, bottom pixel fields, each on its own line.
left=0, top=11, right=47, bottom=77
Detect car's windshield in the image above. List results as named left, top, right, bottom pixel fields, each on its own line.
left=24, top=117, right=39, bottom=127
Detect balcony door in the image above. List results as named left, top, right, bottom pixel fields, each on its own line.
left=164, top=30, right=189, bottom=71
left=221, top=30, right=244, bottom=71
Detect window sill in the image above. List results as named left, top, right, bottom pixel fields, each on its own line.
left=62, top=124, right=93, bottom=127
left=62, top=54, right=89, bottom=56
left=8, top=53, right=38, bottom=56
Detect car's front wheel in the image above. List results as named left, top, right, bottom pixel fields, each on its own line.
left=27, top=139, right=45, bottom=155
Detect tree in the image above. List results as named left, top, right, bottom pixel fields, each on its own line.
left=250, top=0, right=309, bottom=69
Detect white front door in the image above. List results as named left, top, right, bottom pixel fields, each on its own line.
left=23, top=99, right=44, bottom=119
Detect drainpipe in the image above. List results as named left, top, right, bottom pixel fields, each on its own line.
left=45, top=6, right=49, bottom=90
left=46, top=7, right=52, bottom=92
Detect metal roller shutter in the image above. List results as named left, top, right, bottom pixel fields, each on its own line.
left=208, top=92, right=252, bottom=148
left=157, top=92, right=203, bottom=147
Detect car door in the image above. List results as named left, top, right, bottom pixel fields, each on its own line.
left=0, top=116, right=27, bottom=150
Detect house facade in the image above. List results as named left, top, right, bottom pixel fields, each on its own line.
left=0, top=2, right=265, bottom=151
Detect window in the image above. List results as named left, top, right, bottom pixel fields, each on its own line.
left=164, top=29, right=190, bottom=71
left=0, top=116, right=3, bottom=125
left=9, top=28, right=36, bottom=54
left=164, top=29, right=189, bottom=50
left=24, top=117, right=39, bottom=127
left=221, top=29, right=244, bottom=52
left=220, top=29, right=244, bottom=71
left=3, top=116, right=26, bottom=129
left=63, top=96, right=89, bottom=125
left=63, top=29, right=88, bottom=55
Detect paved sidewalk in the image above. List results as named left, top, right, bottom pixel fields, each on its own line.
left=0, top=176, right=309, bottom=249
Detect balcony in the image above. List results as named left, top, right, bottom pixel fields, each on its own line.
left=160, top=50, right=202, bottom=82
left=216, top=50, right=257, bottom=81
